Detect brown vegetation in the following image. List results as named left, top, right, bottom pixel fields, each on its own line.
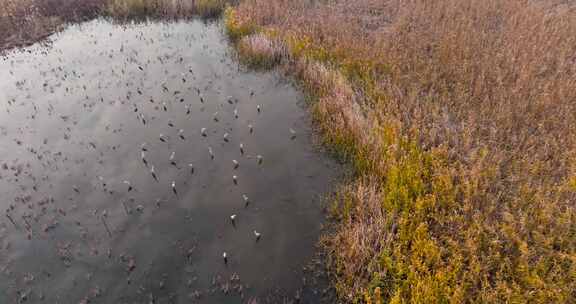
left=0, top=0, right=101, bottom=50
left=226, top=0, right=576, bottom=302
left=0, top=0, right=228, bottom=51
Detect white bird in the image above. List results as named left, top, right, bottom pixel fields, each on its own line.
left=242, top=194, right=249, bottom=207
left=141, top=151, right=148, bottom=166
left=208, top=146, right=214, bottom=160
left=257, top=105, right=261, bottom=113
left=170, top=152, right=177, bottom=167
left=233, top=108, right=238, bottom=119
left=222, top=252, right=228, bottom=264
left=201, top=128, right=207, bottom=137
left=254, top=230, right=261, bottom=242
left=150, top=165, right=158, bottom=182
left=232, top=159, right=239, bottom=169
left=257, top=155, right=263, bottom=165
left=290, top=128, right=297, bottom=140
left=98, top=176, right=107, bottom=188
left=141, top=142, right=148, bottom=151
left=178, top=129, right=185, bottom=140
left=213, top=112, right=219, bottom=122
left=248, top=124, right=253, bottom=134
left=171, top=181, right=177, bottom=195
left=162, top=102, right=167, bottom=112
left=159, top=134, right=166, bottom=142
left=230, top=214, right=237, bottom=226
left=188, top=163, right=194, bottom=174
left=123, top=180, right=133, bottom=192
left=239, top=143, right=244, bottom=155
left=233, top=175, right=238, bottom=185
left=223, top=132, right=229, bottom=142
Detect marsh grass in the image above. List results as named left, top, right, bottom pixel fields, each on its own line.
left=0, top=0, right=229, bottom=51
left=236, top=33, right=284, bottom=68
left=0, top=0, right=106, bottom=49
left=105, top=0, right=225, bottom=19
left=226, top=0, right=576, bottom=302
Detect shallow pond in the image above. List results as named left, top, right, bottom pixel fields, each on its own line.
left=0, top=19, right=338, bottom=303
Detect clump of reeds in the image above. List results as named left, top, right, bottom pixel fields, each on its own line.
left=105, top=0, right=227, bottom=19
left=237, top=33, right=284, bottom=68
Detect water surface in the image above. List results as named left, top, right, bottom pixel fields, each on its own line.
left=0, top=19, right=337, bottom=303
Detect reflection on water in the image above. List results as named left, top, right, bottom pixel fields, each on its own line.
left=0, top=19, right=338, bottom=303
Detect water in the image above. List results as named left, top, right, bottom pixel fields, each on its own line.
left=0, top=19, right=338, bottom=303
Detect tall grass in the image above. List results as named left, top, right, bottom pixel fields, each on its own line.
left=0, top=0, right=228, bottom=51
left=105, top=0, right=226, bottom=18
left=226, top=0, right=576, bottom=302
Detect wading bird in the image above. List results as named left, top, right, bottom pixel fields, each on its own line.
left=123, top=180, right=133, bottom=192
left=243, top=194, right=249, bottom=207
left=171, top=181, right=177, bottom=195
left=150, top=166, right=158, bottom=182
left=208, top=147, right=214, bottom=160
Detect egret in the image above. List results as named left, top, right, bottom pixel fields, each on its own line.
left=171, top=181, right=177, bottom=195
left=208, top=147, right=214, bottom=160
left=170, top=152, right=177, bottom=167
left=233, top=175, right=238, bottom=185
left=188, top=163, right=194, bottom=174
left=230, top=214, right=236, bottom=226
left=159, top=134, right=166, bottom=142
left=257, top=105, right=261, bottom=113
left=232, top=159, right=239, bottom=169
left=254, top=230, right=261, bottom=242
left=123, top=180, right=133, bottom=192
left=222, top=252, right=228, bottom=264
left=201, top=128, right=207, bottom=137
left=248, top=124, right=253, bottom=134
left=257, top=155, right=263, bottom=165
left=242, top=194, right=249, bottom=207
left=290, top=128, right=297, bottom=140
left=240, top=143, right=244, bottom=155
left=233, top=108, right=238, bottom=119
left=223, top=132, right=229, bottom=142
left=150, top=166, right=158, bottom=182
left=141, top=151, right=148, bottom=166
